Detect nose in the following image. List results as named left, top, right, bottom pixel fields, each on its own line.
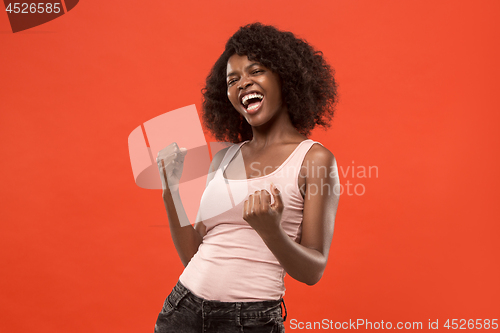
left=237, top=75, right=253, bottom=90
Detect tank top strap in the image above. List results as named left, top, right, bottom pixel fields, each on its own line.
left=279, top=139, right=322, bottom=178
left=218, top=141, right=249, bottom=171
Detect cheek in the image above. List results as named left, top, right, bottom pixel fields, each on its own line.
left=269, top=89, right=283, bottom=107
left=227, top=90, right=242, bottom=111
left=227, top=89, right=236, bottom=104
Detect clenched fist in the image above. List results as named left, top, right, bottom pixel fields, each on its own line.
left=156, top=142, right=188, bottom=193
left=243, top=183, right=284, bottom=236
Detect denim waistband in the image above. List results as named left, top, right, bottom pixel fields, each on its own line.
left=169, top=280, right=287, bottom=322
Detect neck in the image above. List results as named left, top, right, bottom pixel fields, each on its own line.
left=249, top=106, right=306, bottom=147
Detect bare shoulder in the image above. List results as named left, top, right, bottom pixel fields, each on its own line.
left=307, top=143, right=335, bottom=161
left=303, top=143, right=337, bottom=176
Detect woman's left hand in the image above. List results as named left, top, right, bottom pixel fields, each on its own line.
left=243, top=183, right=284, bottom=236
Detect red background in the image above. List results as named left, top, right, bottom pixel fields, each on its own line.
left=1, top=0, right=499, bottom=331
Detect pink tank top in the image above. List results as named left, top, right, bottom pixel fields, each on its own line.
left=179, top=139, right=321, bottom=301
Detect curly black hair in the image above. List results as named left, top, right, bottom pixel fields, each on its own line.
left=202, top=23, right=338, bottom=143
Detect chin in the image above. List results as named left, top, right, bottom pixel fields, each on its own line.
left=246, top=119, right=271, bottom=129
left=243, top=112, right=265, bottom=124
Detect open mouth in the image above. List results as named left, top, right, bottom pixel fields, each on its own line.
left=241, top=92, right=264, bottom=112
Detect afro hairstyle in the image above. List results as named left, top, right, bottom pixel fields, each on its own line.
left=202, top=23, right=338, bottom=143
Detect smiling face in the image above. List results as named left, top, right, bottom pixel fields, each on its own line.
left=226, top=54, right=286, bottom=127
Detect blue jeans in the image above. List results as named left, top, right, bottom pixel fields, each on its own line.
left=155, top=280, right=287, bottom=333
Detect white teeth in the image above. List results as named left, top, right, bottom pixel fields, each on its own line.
left=247, top=103, right=259, bottom=111
left=241, top=93, right=263, bottom=106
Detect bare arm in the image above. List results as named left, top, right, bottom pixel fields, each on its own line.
left=158, top=143, right=229, bottom=266
left=243, top=144, right=339, bottom=285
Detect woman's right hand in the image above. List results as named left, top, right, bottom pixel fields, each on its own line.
left=156, top=142, right=188, bottom=193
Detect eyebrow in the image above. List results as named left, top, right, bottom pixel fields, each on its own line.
left=226, top=62, right=260, bottom=78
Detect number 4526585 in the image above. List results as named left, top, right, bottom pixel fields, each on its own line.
left=5, top=3, right=61, bottom=14
left=444, top=319, right=498, bottom=329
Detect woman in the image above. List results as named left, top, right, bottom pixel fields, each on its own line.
left=155, top=23, right=339, bottom=333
